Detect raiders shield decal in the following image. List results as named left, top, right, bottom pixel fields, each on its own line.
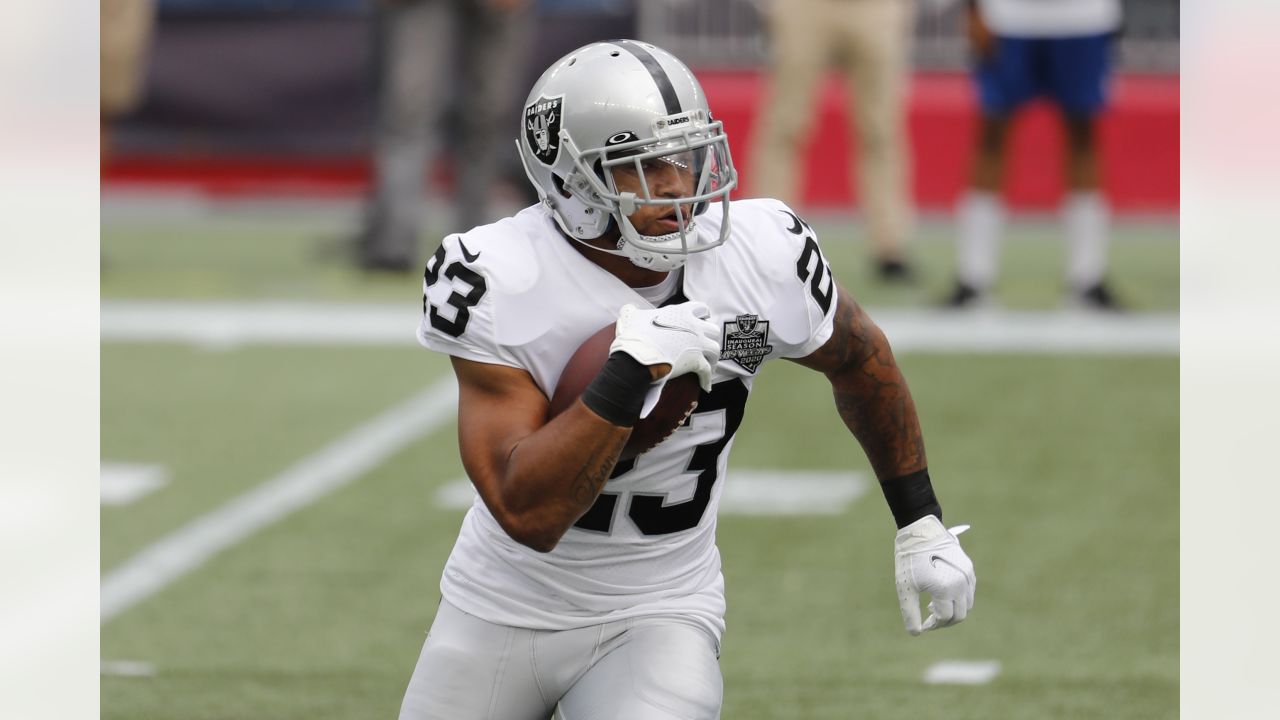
left=721, top=314, right=773, bottom=373
left=524, top=94, right=563, bottom=166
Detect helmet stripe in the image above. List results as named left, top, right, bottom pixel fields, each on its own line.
left=614, top=40, right=682, bottom=116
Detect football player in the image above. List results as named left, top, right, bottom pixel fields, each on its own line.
left=946, top=0, right=1125, bottom=309
left=406, top=40, right=976, bottom=720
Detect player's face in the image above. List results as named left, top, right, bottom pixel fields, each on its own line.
left=611, top=153, right=698, bottom=237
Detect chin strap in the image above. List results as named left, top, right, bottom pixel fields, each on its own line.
left=615, top=221, right=696, bottom=272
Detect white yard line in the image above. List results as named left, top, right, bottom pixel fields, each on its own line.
left=872, top=308, right=1179, bottom=355
left=923, top=660, right=1002, bottom=685
left=100, top=300, right=419, bottom=349
left=436, top=469, right=867, bottom=516
left=720, top=470, right=867, bottom=515
left=100, top=377, right=459, bottom=624
left=101, top=300, right=1178, bottom=355
left=101, top=660, right=157, bottom=678
left=101, top=463, right=169, bottom=506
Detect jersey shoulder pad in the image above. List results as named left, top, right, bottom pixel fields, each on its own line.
left=732, top=197, right=819, bottom=244
left=724, top=198, right=837, bottom=357
left=418, top=210, right=548, bottom=365
left=438, top=210, right=545, bottom=295
left=722, top=198, right=826, bottom=282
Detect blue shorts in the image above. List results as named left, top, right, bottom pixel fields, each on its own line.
left=974, top=33, right=1114, bottom=117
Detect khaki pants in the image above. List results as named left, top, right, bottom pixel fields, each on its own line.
left=752, top=0, right=915, bottom=257
left=101, top=0, right=155, bottom=115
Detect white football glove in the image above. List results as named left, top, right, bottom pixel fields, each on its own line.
left=894, top=515, right=976, bottom=635
left=610, top=302, right=721, bottom=394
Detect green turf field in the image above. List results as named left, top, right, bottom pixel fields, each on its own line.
left=101, top=207, right=1178, bottom=719
left=101, top=208, right=1178, bottom=311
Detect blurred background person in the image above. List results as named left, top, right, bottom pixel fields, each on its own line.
left=750, top=0, right=918, bottom=283
left=101, top=0, right=157, bottom=164
left=356, top=0, right=532, bottom=272
left=945, top=0, right=1124, bottom=309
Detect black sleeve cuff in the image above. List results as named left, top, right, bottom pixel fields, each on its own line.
left=580, top=352, right=651, bottom=427
left=879, top=469, right=943, bottom=529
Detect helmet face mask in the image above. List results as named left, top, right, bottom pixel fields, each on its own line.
left=576, top=111, right=735, bottom=270
left=516, top=41, right=738, bottom=272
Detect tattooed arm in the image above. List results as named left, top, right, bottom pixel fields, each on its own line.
left=790, top=286, right=927, bottom=482
left=452, top=356, right=630, bottom=552
left=792, top=287, right=974, bottom=633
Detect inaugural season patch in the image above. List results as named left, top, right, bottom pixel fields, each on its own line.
left=721, top=314, right=773, bottom=373
left=524, top=94, right=563, bottom=166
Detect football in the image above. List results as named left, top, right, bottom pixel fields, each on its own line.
left=549, top=322, right=702, bottom=460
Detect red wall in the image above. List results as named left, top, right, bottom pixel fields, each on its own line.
left=705, top=71, right=1179, bottom=212
left=105, top=72, right=1178, bottom=213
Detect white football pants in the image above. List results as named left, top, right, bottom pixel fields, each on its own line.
left=399, top=599, right=723, bottom=720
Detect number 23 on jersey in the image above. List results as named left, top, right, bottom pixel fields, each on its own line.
left=423, top=241, right=487, bottom=339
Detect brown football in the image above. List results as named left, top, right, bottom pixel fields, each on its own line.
left=549, top=322, right=702, bottom=461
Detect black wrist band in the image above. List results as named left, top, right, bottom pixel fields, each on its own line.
left=580, top=352, right=651, bottom=427
left=879, top=468, right=943, bottom=529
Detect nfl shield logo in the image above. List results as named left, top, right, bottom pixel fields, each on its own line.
left=523, top=94, right=564, bottom=166
left=721, top=314, right=773, bottom=374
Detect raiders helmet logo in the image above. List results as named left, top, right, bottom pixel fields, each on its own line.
left=524, top=94, right=564, bottom=166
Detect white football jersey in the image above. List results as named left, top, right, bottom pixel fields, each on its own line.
left=978, top=0, right=1122, bottom=37
left=417, top=199, right=837, bottom=642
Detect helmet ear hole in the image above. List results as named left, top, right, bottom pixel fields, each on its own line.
left=552, top=174, right=573, bottom=200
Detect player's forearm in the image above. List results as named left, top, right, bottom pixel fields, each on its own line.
left=497, top=403, right=630, bottom=551
left=802, top=289, right=928, bottom=481
left=827, top=321, right=927, bottom=483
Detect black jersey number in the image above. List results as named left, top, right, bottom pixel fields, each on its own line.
left=795, top=236, right=834, bottom=315
left=573, top=379, right=749, bottom=536
left=423, top=243, right=487, bottom=338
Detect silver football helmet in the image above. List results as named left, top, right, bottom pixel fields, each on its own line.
left=516, top=40, right=738, bottom=271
